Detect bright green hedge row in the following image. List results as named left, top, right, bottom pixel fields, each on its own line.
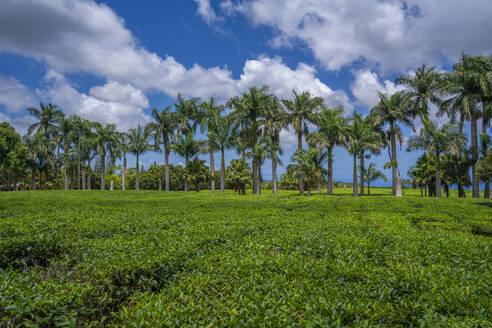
left=0, top=190, right=490, bottom=327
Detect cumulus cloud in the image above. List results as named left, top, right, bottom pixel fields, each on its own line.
left=0, top=75, right=38, bottom=112
left=223, top=0, right=492, bottom=72
left=350, top=70, right=404, bottom=108
left=40, top=71, right=150, bottom=131
left=89, top=81, right=149, bottom=108
left=238, top=57, right=351, bottom=111
left=0, top=0, right=350, bottom=129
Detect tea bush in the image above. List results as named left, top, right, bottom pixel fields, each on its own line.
left=0, top=189, right=490, bottom=327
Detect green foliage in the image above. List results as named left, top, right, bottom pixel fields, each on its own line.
left=0, top=191, right=490, bottom=327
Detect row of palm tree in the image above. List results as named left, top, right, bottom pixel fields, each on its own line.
left=17, top=53, right=492, bottom=198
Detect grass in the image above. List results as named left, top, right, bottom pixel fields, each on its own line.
left=0, top=189, right=491, bottom=327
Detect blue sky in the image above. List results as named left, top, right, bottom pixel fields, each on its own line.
left=1, top=0, right=492, bottom=184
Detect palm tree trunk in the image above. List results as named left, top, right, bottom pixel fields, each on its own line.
left=482, top=117, right=490, bottom=198
left=457, top=111, right=466, bottom=197
left=327, top=147, right=333, bottom=195
left=87, top=160, right=92, bottom=190
left=391, top=132, right=397, bottom=196
left=367, top=180, right=370, bottom=195
left=159, top=179, right=162, bottom=191
left=317, top=172, right=321, bottom=194
left=77, top=149, right=81, bottom=190
left=184, top=156, right=189, bottom=192
left=298, top=132, right=304, bottom=195
left=210, top=150, right=215, bottom=192
left=252, top=158, right=257, bottom=194
left=435, top=170, right=441, bottom=197
left=30, top=169, right=36, bottom=190
left=359, top=153, right=365, bottom=196
left=82, top=161, right=86, bottom=190
left=220, top=149, right=225, bottom=193
left=122, top=154, right=126, bottom=190
left=64, top=169, right=69, bottom=191
left=471, top=117, right=479, bottom=198
left=445, top=184, right=449, bottom=197
left=100, top=151, right=106, bottom=190
left=135, top=154, right=140, bottom=190
left=272, top=157, right=277, bottom=194
left=256, top=161, right=262, bottom=195
left=352, top=153, right=358, bottom=197
left=164, top=143, right=170, bottom=192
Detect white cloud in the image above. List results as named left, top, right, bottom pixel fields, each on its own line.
left=238, top=56, right=351, bottom=111
left=350, top=70, right=403, bottom=108
left=279, top=127, right=298, bottom=149
left=224, top=0, right=492, bottom=72
left=89, top=81, right=149, bottom=108
left=0, top=0, right=351, bottom=129
left=40, top=71, right=150, bottom=131
left=0, top=75, right=38, bottom=112
left=194, top=0, right=219, bottom=25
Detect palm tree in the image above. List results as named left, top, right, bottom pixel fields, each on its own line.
left=346, top=113, right=382, bottom=196
left=183, top=158, right=210, bottom=192
left=226, top=158, right=251, bottom=195
left=262, top=134, right=283, bottom=194
left=92, top=122, right=117, bottom=190
left=283, top=90, right=323, bottom=194
left=228, top=86, right=272, bottom=194
left=147, top=106, right=178, bottom=191
left=370, top=91, right=414, bottom=196
left=310, top=106, right=347, bottom=195
left=116, top=132, right=129, bottom=190
left=291, top=148, right=326, bottom=195
left=471, top=54, right=492, bottom=198
left=261, top=97, right=287, bottom=194
left=439, top=55, right=482, bottom=197
left=364, top=163, right=387, bottom=195
left=172, top=132, right=205, bottom=191
left=58, top=117, right=75, bottom=190
left=175, top=93, right=200, bottom=136
left=127, top=125, right=152, bottom=190
left=407, top=120, right=466, bottom=197
left=27, top=103, right=64, bottom=139
left=199, top=97, right=224, bottom=192
left=396, top=63, right=441, bottom=121
left=208, top=114, right=235, bottom=192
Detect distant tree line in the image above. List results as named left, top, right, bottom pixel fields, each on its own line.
left=1, top=53, right=491, bottom=197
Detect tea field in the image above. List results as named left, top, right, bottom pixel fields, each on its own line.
left=0, top=189, right=491, bottom=327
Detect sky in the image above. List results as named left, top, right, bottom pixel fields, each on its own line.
left=1, top=0, right=492, bottom=184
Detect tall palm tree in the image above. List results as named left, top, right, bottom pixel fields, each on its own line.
left=172, top=132, right=205, bottom=191
left=291, top=148, right=326, bottom=195
left=92, top=122, right=117, bottom=190
left=147, top=106, right=178, bottom=191
left=471, top=54, right=492, bottom=198
left=199, top=97, right=224, bottom=192
left=208, top=114, right=235, bottom=193
left=310, top=106, right=347, bottom=195
left=439, top=54, right=482, bottom=197
left=27, top=103, right=64, bottom=139
left=262, top=97, right=287, bottom=194
left=370, top=91, right=414, bottom=196
left=282, top=90, right=323, bottom=194
left=58, top=117, right=75, bottom=190
left=127, top=125, right=152, bottom=190
left=407, top=120, right=466, bottom=197
left=175, top=93, right=200, bottom=136
left=116, top=132, right=129, bottom=190
left=396, top=63, right=441, bottom=121
left=228, top=86, right=272, bottom=194
left=346, top=113, right=382, bottom=196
